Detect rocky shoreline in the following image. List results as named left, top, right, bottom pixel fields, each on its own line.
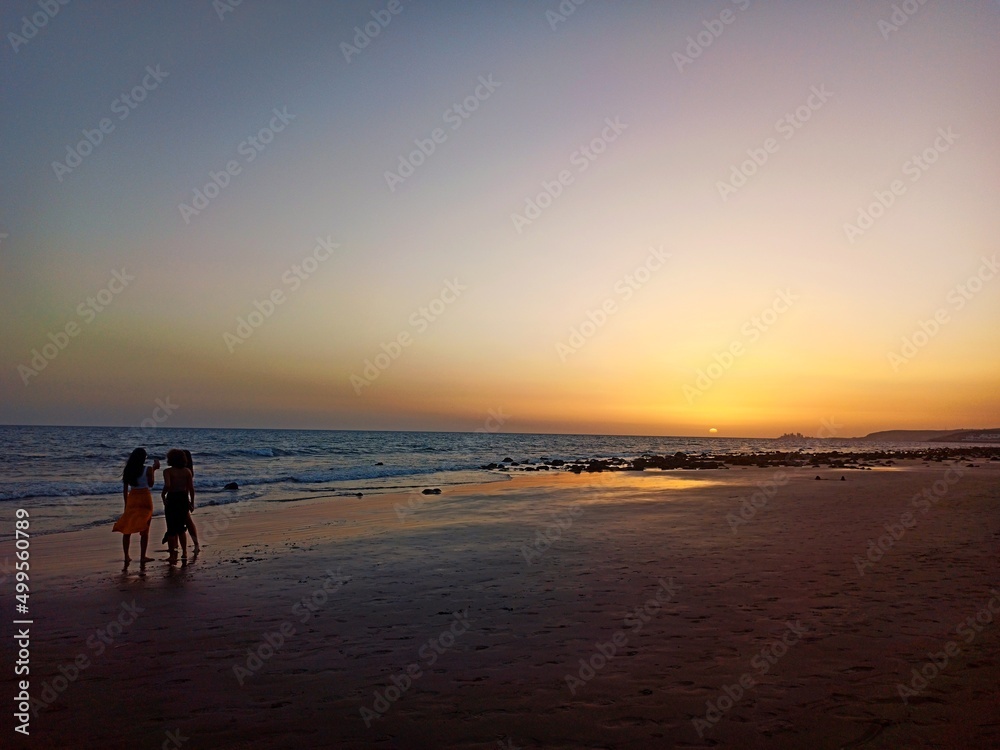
left=481, top=446, right=1000, bottom=474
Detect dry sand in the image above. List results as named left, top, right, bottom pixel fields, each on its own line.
left=3, top=461, right=999, bottom=749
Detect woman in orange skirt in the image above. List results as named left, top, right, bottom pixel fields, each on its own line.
left=113, top=447, right=160, bottom=565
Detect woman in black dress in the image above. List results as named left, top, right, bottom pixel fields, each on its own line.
left=183, top=450, right=200, bottom=552
left=161, top=449, right=193, bottom=560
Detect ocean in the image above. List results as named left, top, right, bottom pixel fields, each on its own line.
left=0, top=425, right=981, bottom=536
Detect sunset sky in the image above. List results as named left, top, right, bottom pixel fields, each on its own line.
left=2, top=0, right=998, bottom=437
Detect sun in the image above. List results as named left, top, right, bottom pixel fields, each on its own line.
left=709, top=427, right=718, bottom=434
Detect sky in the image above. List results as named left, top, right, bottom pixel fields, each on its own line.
left=1, top=0, right=998, bottom=438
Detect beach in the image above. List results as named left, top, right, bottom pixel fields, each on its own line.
left=5, top=3, right=999, bottom=746
left=4, top=459, right=998, bottom=749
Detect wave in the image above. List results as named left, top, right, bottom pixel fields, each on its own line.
left=0, top=463, right=489, bottom=502
left=0, top=481, right=123, bottom=502
left=5, top=442, right=386, bottom=463
left=215, top=447, right=299, bottom=457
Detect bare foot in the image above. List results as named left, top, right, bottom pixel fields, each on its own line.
left=193, top=545, right=201, bottom=553
left=123, top=557, right=132, bottom=564
left=140, top=557, right=155, bottom=563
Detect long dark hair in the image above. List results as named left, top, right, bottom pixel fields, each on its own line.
left=121, top=448, right=147, bottom=486
left=183, top=449, right=194, bottom=476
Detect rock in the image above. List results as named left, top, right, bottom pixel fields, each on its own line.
left=483, top=463, right=499, bottom=470
left=224, top=482, right=239, bottom=490
left=422, top=488, right=442, bottom=495
left=375, top=462, right=384, bottom=466
left=689, top=461, right=722, bottom=470
left=549, top=459, right=565, bottom=466
left=814, top=476, right=822, bottom=481
left=355, top=492, right=363, bottom=497
left=840, top=476, right=846, bottom=481
left=502, top=457, right=514, bottom=463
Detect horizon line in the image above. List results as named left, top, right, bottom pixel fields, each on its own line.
left=1, top=423, right=992, bottom=441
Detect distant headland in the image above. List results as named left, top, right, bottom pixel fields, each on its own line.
left=775, top=428, right=1000, bottom=443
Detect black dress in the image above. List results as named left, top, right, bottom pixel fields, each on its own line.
left=162, top=491, right=189, bottom=543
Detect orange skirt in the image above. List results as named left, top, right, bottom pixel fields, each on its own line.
left=112, top=487, right=153, bottom=534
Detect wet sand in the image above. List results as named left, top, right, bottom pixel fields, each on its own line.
left=3, top=461, right=999, bottom=749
